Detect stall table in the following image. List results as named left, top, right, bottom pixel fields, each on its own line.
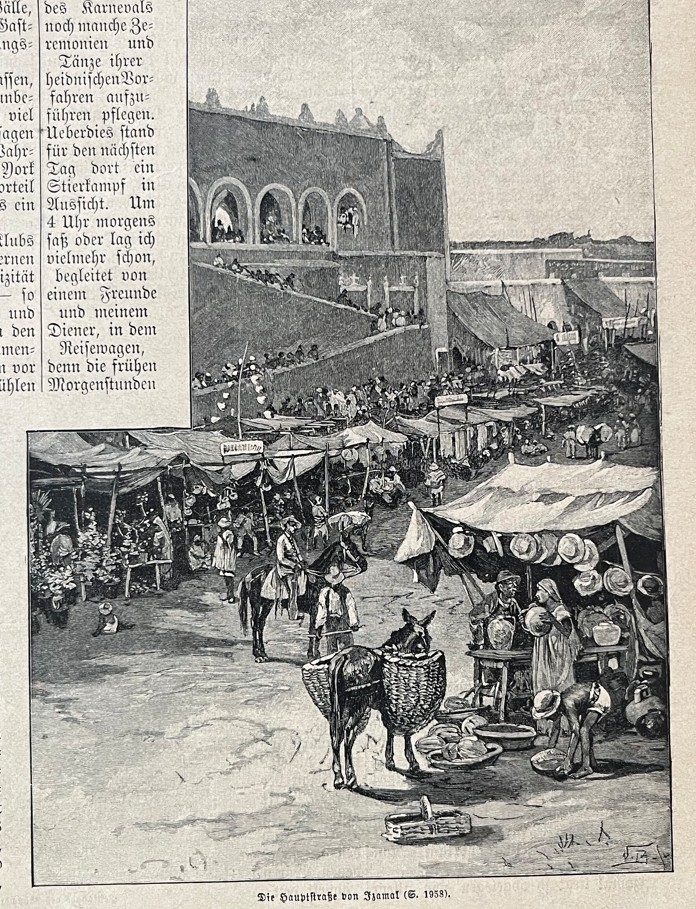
left=468, top=645, right=628, bottom=721
left=124, top=560, right=173, bottom=598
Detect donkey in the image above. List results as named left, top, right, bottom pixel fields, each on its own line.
left=327, top=608, right=436, bottom=790
left=238, top=537, right=367, bottom=662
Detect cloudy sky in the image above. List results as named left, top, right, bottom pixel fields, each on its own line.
left=189, top=0, right=654, bottom=241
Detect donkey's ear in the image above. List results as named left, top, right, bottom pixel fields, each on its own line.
left=422, top=610, right=436, bottom=627
left=402, top=607, right=416, bottom=625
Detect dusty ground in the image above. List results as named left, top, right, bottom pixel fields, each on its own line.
left=30, top=421, right=671, bottom=885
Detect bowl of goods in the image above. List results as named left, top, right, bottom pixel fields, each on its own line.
left=428, top=737, right=503, bottom=771
left=530, top=747, right=567, bottom=777
left=415, top=722, right=462, bottom=756
left=435, top=696, right=482, bottom=724
left=474, top=723, right=537, bottom=751
left=592, top=621, right=622, bottom=647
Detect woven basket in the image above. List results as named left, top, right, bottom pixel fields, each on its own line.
left=380, top=650, right=446, bottom=735
left=301, top=655, right=333, bottom=719
left=384, top=796, right=471, bottom=842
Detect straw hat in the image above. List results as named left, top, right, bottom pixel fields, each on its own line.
left=282, top=515, right=302, bottom=531
left=558, top=533, right=585, bottom=564
left=98, top=602, right=113, bottom=616
left=483, top=535, right=504, bottom=557
left=448, top=526, right=475, bottom=558
left=574, top=539, right=600, bottom=572
left=532, top=689, right=561, bottom=721
left=533, top=532, right=558, bottom=565
left=217, top=516, right=232, bottom=529
left=637, top=574, right=664, bottom=599
left=573, top=570, right=603, bottom=597
left=324, top=565, right=345, bottom=586
left=603, top=566, right=633, bottom=597
left=510, top=533, right=539, bottom=562
left=496, top=569, right=521, bottom=586
left=524, top=605, right=554, bottom=637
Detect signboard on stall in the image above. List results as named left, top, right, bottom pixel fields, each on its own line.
left=553, top=330, right=580, bottom=346
left=220, top=440, right=264, bottom=459
left=434, top=393, right=469, bottom=409
left=602, top=316, right=647, bottom=330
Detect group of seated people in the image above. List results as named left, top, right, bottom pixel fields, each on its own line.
left=302, top=224, right=329, bottom=246
left=260, top=218, right=291, bottom=244
left=191, top=357, right=262, bottom=390
left=262, top=344, right=320, bottom=370
left=212, top=255, right=296, bottom=291
left=212, top=220, right=245, bottom=243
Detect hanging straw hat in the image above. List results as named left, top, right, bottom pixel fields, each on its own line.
left=573, top=570, right=603, bottom=597
left=483, top=534, right=504, bottom=557
left=558, top=533, right=585, bottom=564
left=217, top=516, right=232, bottom=529
left=574, top=539, right=600, bottom=572
left=532, top=689, right=561, bottom=721
left=603, top=566, right=633, bottom=597
left=533, top=532, right=558, bottom=564
left=637, top=574, right=664, bottom=599
left=510, top=533, right=539, bottom=562
left=448, top=526, right=475, bottom=558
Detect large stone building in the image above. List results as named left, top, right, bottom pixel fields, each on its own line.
left=188, top=98, right=452, bottom=398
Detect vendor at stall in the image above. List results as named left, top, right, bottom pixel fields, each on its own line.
left=528, top=578, right=581, bottom=703
left=469, top=569, right=526, bottom=649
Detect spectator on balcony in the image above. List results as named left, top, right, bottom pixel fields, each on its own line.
left=336, top=288, right=350, bottom=306
left=309, top=344, right=319, bottom=361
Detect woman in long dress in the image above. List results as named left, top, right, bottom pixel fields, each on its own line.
left=532, top=578, right=581, bottom=698
left=213, top=516, right=237, bottom=602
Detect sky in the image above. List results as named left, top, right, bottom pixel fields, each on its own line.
left=189, top=0, right=654, bottom=241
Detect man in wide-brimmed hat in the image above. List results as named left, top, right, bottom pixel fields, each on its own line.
left=533, top=680, right=612, bottom=779
left=469, top=569, right=524, bottom=650
left=315, top=565, right=360, bottom=655
left=272, top=515, right=306, bottom=618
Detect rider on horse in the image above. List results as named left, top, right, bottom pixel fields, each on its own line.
left=262, top=515, right=306, bottom=618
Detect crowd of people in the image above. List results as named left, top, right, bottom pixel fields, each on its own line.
left=338, top=204, right=361, bottom=237
left=212, top=254, right=297, bottom=291
left=212, top=220, right=246, bottom=243
left=302, top=224, right=329, bottom=246
left=262, top=344, right=321, bottom=370
left=260, top=217, right=291, bottom=244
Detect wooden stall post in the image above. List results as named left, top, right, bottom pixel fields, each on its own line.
left=71, top=486, right=81, bottom=535
left=360, top=442, right=371, bottom=503
left=237, top=340, right=249, bottom=441
left=259, top=464, right=272, bottom=549
left=156, top=476, right=170, bottom=534
left=105, top=465, right=121, bottom=549
left=324, top=443, right=330, bottom=514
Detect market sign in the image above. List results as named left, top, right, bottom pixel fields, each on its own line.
left=602, top=316, right=647, bottom=330
left=220, top=440, right=264, bottom=458
left=554, top=330, right=580, bottom=346
left=434, top=393, right=469, bottom=409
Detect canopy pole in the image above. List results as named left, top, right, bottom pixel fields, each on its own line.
left=324, top=443, right=330, bottom=514
left=71, top=487, right=81, bottom=535
left=105, top=465, right=121, bottom=550
left=157, top=476, right=170, bottom=534
left=615, top=523, right=641, bottom=680
left=525, top=564, right=533, bottom=602
left=259, top=464, right=272, bottom=549
left=80, top=467, right=87, bottom=526
left=541, top=403, right=546, bottom=437
left=237, top=340, right=249, bottom=441
left=291, top=453, right=303, bottom=509
left=360, top=442, right=371, bottom=503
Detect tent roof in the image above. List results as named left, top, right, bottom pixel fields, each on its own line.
left=29, top=431, right=182, bottom=494
left=469, top=404, right=537, bottom=423
left=624, top=343, right=658, bottom=369
left=448, top=289, right=554, bottom=350
left=128, top=429, right=257, bottom=484
left=425, top=459, right=661, bottom=538
left=338, top=420, right=408, bottom=447
left=564, top=279, right=625, bottom=320
left=535, top=390, right=597, bottom=408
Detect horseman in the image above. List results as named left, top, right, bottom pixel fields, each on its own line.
left=262, top=515, right=306, bottom=618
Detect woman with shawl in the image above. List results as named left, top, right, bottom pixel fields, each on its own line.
left=532, top=578, right=581, bottom=696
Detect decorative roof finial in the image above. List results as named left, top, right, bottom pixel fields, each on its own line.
left=299, top=102, right=315, bottom=123
left=205, top=87, right=221, bottom=109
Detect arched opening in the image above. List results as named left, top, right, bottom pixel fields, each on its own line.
left=188, top=181, right=202, bottom=242
left=300, top=190, right=330, bottom=246
left=258, top=187, right=295, bottom=244
left=547, top=320, right=558, bottom=331
left=210, top=186, right=248, bottom=243
left=335, top=189, right=366, bottom=250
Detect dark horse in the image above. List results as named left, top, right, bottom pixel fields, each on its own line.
left=327, top=608, right=436, bottom=790
left=238, top=537, right=368, bottom=662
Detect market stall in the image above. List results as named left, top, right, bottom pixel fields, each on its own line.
left=395, top=457, right=665, bottom=717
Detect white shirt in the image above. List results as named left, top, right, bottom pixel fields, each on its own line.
left=316, top=586, right=358, bottom=629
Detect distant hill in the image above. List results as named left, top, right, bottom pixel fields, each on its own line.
left=451, top=233, right=654, bottom=260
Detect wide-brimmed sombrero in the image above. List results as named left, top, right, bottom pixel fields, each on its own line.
left=510, top=533, right=539, bottom=562
left=573, top=570, right=603, bottom=597
left=604, top=566, right=633, bottom=597
left=532, top=689, right=561, bottom=721
left=558, top=533, right=585, bottom=564
left=637, top=574, right=664, bottom=599
left=575, top=539, right=600, bottom=572
left=533, top=532, right=558, bottom=565
left=448, top=527, right=475, bottom=558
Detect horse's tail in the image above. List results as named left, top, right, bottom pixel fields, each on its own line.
left=238, top=575, right=250, bottom=636
left=328, top=650, right=351, bottom=748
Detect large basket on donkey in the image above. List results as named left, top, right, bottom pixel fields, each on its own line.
left=380, top=650, right=447, bottom=735
left=302, top=654, right=334, bottom=719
